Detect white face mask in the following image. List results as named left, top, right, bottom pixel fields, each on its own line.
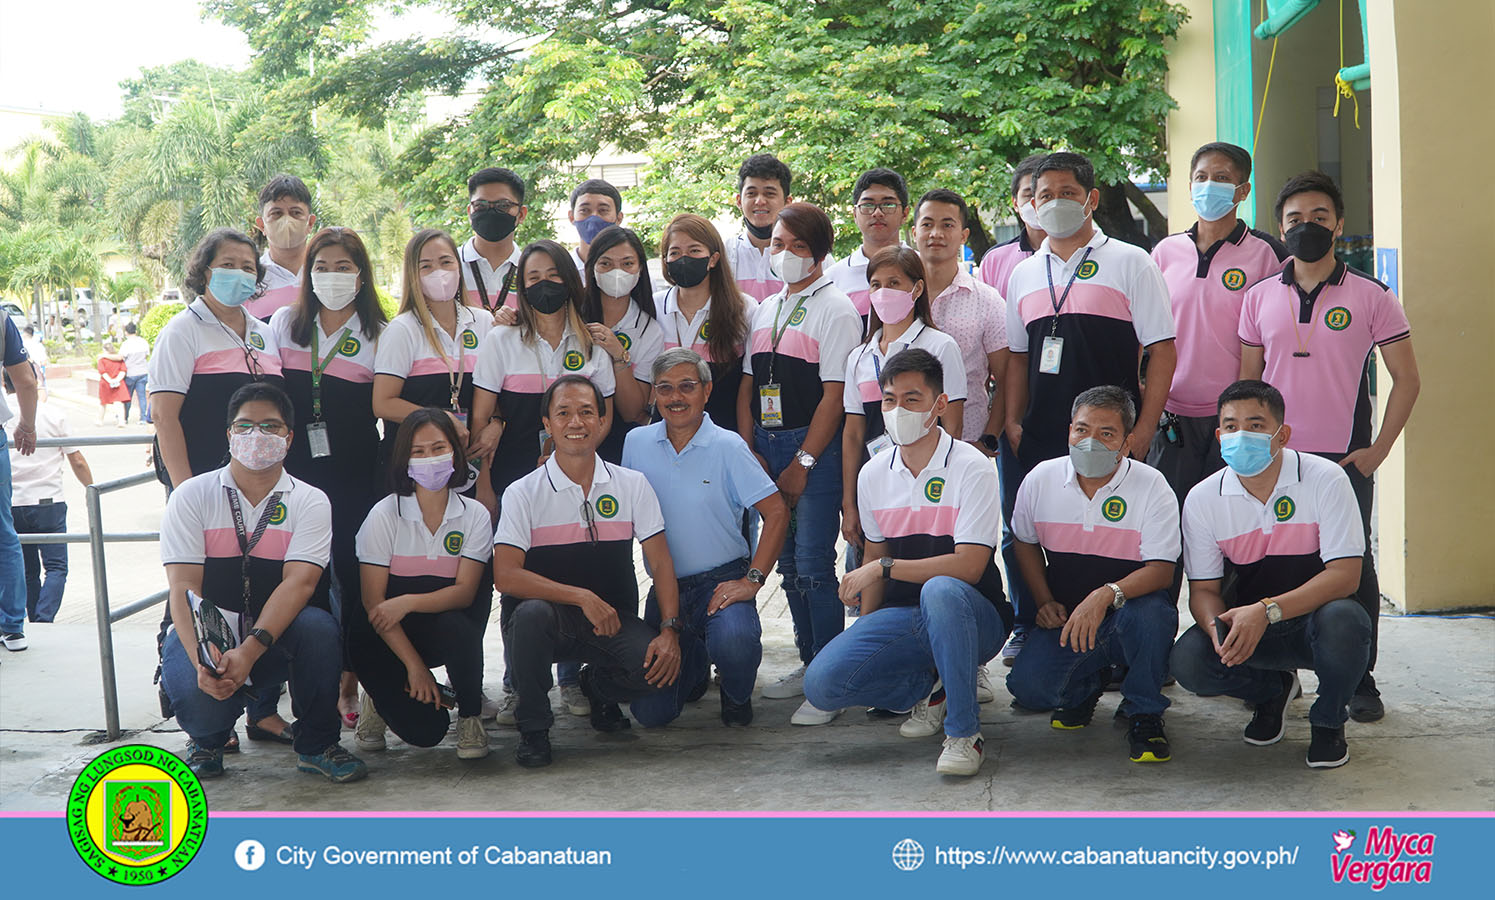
left=595, top=268, right=640, bottom=298
left=310, top=271, right=359, bottom=310
left=1034, top=197, right=1092, bottom=239
left=882, top=404, right=936, bottom=446
left=1018, top=199, right=1042, bottom=230
left=771, top=249, right=817, bottom=284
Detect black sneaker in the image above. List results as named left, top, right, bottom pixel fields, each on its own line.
left=1348, top=674, right=1384, bottom=723
left=1127, top=714, right=1172, bottom=763
left=185, top=740, right=224, bottom=778
left=721, top=697, right=754, bottom=726
left=578, top=666, right=631, bottom=733
left=685, top=675, right=711, bottom=704
left=1243, top=670, right=1301, bottom=746
left=1307, top=725, right=1350, bottom=768
left=1050, top=688, right=1104, bottom=730
left=515, top=730, right=553, bottom=768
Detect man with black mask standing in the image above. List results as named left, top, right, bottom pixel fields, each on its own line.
left=461, top=167, right=529, bottom=320
left=728, top=154, right=794, bottom=304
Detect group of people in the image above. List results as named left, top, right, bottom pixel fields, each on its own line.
left=0, top=138, right=1416, bottom=783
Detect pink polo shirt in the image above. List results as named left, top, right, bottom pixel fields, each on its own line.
left=928, top=270, right=1005, bottom=441
left=978, top=230, right=1036, bottom=300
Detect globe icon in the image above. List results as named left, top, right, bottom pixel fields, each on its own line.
left=891, top=838, right=925, bottom=871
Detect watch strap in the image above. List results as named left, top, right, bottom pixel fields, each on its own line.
left=249, top=627, right=274, bottom=649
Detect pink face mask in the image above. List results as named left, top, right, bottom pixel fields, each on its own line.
left=229, top=431, right=289, bottom=471
left=420, top=268, right=460, bottom=303
left=869, top=287, right=917, bottom=324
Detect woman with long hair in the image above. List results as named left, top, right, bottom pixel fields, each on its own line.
left=579, top=226, right=663, bottom=463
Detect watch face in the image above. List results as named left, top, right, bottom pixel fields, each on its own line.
left=981, top=433, right=999, bottom=451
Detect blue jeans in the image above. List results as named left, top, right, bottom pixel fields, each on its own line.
left=997, top=434, right=1039, bottom=631
left=1006, top=590, right=1177, bottom=717
left=631, top=558, right=762, bottom=726
left=804, top=576, right=1007, bottom=738
left=0, top=430, right=24, bottom=634
left=124, top=374, right=151, bottom=423
left=161, top=605, right=342, bottom=755
left=13, top=502, right=68, bottom=622
left=1170, top=598, right=1370, bottom=728
left=754, top=424, right=843, bottom=663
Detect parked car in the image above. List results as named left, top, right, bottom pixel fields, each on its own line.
left=2, top=302, right=29, bottom=331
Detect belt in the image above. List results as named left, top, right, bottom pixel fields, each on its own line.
left=676, top=557, right=750, bottom=590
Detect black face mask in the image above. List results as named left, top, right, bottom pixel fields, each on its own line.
left=1284, top=221, right=1335, bottom=263
left=470, top=209, right=517, bottom=243
left=744, top=218, right=774, bottom=241
left=525, top=280, right=570, bottom=315
left=667, top=255, right=712, bottom=288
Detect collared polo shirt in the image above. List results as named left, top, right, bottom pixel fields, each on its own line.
left=269, top=308, right=381, bottom=491
left=1182, top=449, right=1364, bottom=607
left=977, top=228, right=1036, bottom=300
left=827, top=241, right=911, bottom=325
left=1153, top=221, right=1288, bottom=417
left=743, top=276, right=861, bottom=431
left=1006, top=228, right=1174, bottom=460
left=569, top=248, right=589, bottom=286
left=5, top=402, right=71, bottom=505
left=0, top=318, right=29, bottom=421
left=842, top=321, right=967, bottom=442
left=245, top=250, right=301, bottom=321
left=160, top=466, right=332, bottom=617
left=459, top=237, right=522, bottom=313
left=928, top=270, right=1006, bottom=442
left=148, top=298, right=285, bottom=478
left=356, top=491, right=494, bottom=597
left=857, top=430, right=1010, bottom=623
left=658, top=285, right=757, bottom=433
left=727, top=231, right=784, bottom=303
left=1238, top=260, right=1411, bottom=454
left=622, top=414, right=778, bottom=578
left=597, top=299, right=664, bottom=463
left=494, top=454, right=665, bottom=616
left=472, top=323, right=616, bottom=496
left=1012, top=455, right=1181, bottom=612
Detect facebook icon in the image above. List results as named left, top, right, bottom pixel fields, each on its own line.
left=235, top=839, right=267, bottom=871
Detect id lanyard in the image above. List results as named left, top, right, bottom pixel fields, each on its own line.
left=468, top=260, right=514, bottom=313
left=1044, top=247, right=1094, bottom=337
left=224, top=486, right=283, bottom=620
left=309, top=326, right=353, bottom=420
left=766, top=286, right=825, bottom=383
left=443, top=318, right=468, bottom=413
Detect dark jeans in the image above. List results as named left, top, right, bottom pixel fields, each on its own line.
left=1317, top=451, right=1380, bottom=676
left=161, top=605, right=343, bottom=755
left=1148, top=415, right=1225, bottom=602
left=348, top=610, right=484, bottom=747
left=997, top=434, right=1042, bottom=630
left=13, top=502, right=68, bottom=622
left=505, top=598, right=663, bottom=734
left=631, top=558, right=762, bottom=726
left=1170, top=598, right=1370, bottom=728
left=124, top=374, right=151, bottom=423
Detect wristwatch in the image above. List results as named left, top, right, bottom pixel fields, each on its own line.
left=249, top=628, right=275, bottom=649
left=659, top=616, right=684, bottom=634
left=980, top=433, right=1000, bottom=452
left=880, top=557, right=895, bottom=580
left=745, top=568, right=766, bottom=585
left=1260, top=598, right=1283, bottom=624
left=1106, top=582, right=1126, bottom=610
left=614, top=349, right=632, bottom=367
left=794, top=449, right=817, bottom=470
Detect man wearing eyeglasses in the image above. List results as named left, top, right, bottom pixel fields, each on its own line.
left=493, top=375, right=682, bottom=767
left=827, top=168, right=911, bottom=334
left=622, top=348, right=790, bottom=727
left=461, top=167, right=529, bottom=317
left=158, top=382, right=367, bottom=783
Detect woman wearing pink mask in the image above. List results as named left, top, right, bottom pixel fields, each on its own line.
left=350, top=409, right=494, bottom=761
left=840, top=247, right=967, bottom=555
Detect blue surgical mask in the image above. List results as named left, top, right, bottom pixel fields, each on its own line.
left=574, top=215, right=611, bottom=245
left=1220, top=427, right=1281, bottom=477
left=1191, top=181, right=1241, bottom=223
left=208, top=268, right=258, bottom=307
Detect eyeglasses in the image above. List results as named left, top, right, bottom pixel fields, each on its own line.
left=230, top=421, right=288, bottom=436
left=653, top=380, right=702, bottom=399
left=580, top=499, right=598, bottom=546
left=855, top=201, right=905, bottom=215
left=470, top=199, right=520, bottom=214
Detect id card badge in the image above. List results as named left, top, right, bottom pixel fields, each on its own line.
left=865, top=432, right=893, bottom=458
left=759, top=383, right=784, bottom=428
left=306, top=421, right=331, bottom=458
left=538, top=429, right=550, bottom=454
left=452, top=410, right=468, bottom=427
left=1039, top=335, right=1065, bottom=375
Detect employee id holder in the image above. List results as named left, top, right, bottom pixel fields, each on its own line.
left=1039, top=335, right=1064, bottom=375
left=865, top=432, right=893, bottom=457
left=452, top=409, right=468, bottom=427
left=306, top=421, right=331, bottom=458
left=759, top=383, right=784, bottom=428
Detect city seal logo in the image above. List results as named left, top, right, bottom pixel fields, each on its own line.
left=1076, top=259, right=1100, bottom=280
left=339, top=335, right=362, bottom=357
left=788, top=307, right=808, bottom=326
left=1102, top=496, right=1127, bottom=522
left=1275, top=496, right=1296, bottom=522
left=595, top=494, right=619, bottom=518
left=443, top=531, right=464, bottom=555
left=924, top=478, right=945, bottom=503
left=563, top=350, right=586, bottom=371
left=1222, top=267, right=1248, bottom=290
left=68, top=744, right=207, bottom=885
left=267, top=500, right=288, bottom=526
left=698, top=322, right=711, bottom=341
left=248, top=332, right=266, bottom=350
left=1325, top=306, right=1352, bottom=331
left=461, top=329, right=479, bottom=350
left=615, top=331, right=632, bottom=351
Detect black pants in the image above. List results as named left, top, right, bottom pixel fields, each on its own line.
left=504, top=598, right=662, bottom=734
left=1148, top=413, right=1225, bottom=602
left=348, top=610, right=484, bottom=748
left=1317, top=450, right=1380, bottom=676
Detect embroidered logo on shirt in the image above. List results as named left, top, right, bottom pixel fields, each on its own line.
left=248, top=332, right=266, bottom=350
left=563, top=350, right=586, bottom=371
left=788, top=307, right=808, bottom=326
left=924, top=478, right=945, bottom=503
left=339, top=335, right=361, bottom=357
left=1274, top=496, right=1296, bottom=522
left=1324, top=307, right=1352, bottom=331
left=1101, top=496, right=1127, bottom=522
left=698, top=322, right=711, bottom=341
left=595, top=494, right=619, bottom=518
left=1222, top=268, right=1248, bottom=291
left=461, top=329, right=479, bottom=350
left=1076, top=260, right=1100, bottom=280
left=443, top=531, right=465, bottom=555
left=615, top=331, right=632, bottom=351
left=267, top=500, right=288, bottom=526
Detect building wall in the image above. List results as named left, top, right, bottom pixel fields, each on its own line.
left=1164, top=0, right=1217, bottom=231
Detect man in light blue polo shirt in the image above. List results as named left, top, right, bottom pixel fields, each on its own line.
left=624, top=348, right=790, bottom=726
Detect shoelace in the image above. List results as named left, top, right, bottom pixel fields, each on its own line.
left=321, top=744, right=355, bottom=763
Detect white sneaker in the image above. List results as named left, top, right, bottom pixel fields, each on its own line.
left=486, top=691, right=518, bottom=725
left=790, top=699, right=839, bottom=726
left=762, top=665, right=806, bottom=699
left=936, top=732, right=986, bottom=776
left=976, top=665, right=996, bottom=704
left=900, top=681, right=947, bottom=737
left=354, top=693, right=386, bottom=752
left=560, top=684, right=591, bottom=716
left=0, top=632, right=28, bottom=651
left=455, top=716, right=490, bottom=759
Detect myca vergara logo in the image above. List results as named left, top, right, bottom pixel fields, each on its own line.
left=563, top=350, right=586, bottom=371
left=1330, top=826, right=1435, bottom=891
left=1222, top=267, right=1248, bottom=290
left=68, top=744, right=207, bottom=885
left=923, top=478, right=945, bottom=503
left=443, top=530, right=465, bottom=555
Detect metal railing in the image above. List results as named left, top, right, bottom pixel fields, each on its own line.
left=19, top=433, right=162, bottom=741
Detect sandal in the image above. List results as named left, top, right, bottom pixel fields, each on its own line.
left=223, top=729, right=241, bottom=753
left=245, top=720, right=296, bottom=745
